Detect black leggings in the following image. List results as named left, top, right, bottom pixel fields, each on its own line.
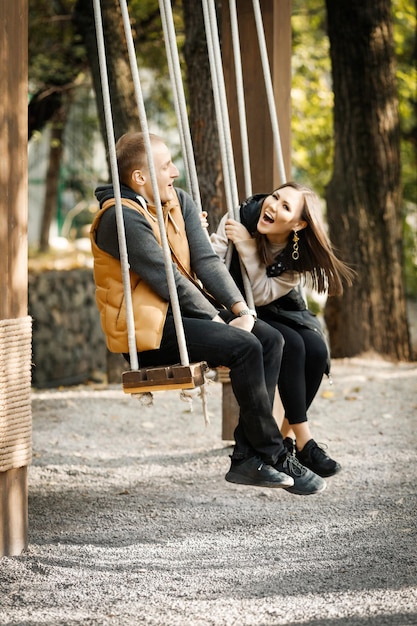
left=258, top=319, right=328, bottom=425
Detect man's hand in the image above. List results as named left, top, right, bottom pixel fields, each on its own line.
left=225, top=219, right=251, bottom=243
left=212, top=311, right=255, bottom=333
left=229, top=302, right=257, bottom=333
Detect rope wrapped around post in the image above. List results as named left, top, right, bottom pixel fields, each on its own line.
left=0, top=316, right=32, bottom=472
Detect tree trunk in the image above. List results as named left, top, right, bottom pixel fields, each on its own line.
left=182, top=0, right=223, bottom=231
left=74, top=0, right=139, bottom=159
left=324, top=0, right=411, bottom=361
left=39, top=108, right=67, bottom=252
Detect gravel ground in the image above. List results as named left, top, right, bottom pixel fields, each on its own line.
left=0, top=354, right=416, bottom=626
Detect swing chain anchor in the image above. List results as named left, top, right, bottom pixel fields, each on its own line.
left=130, top=364, right=215, bottom=425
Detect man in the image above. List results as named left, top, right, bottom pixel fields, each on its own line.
left=90, top=131, right=326, bottom=495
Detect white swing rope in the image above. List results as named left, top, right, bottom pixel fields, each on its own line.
left=161, top=5, right=192, bottom=199
left=159, top=0, right=214, bottom=414
left=202, top=0, right=238, bottom=217
left=252, top=1, right=309, bottom=308
left=93, top=0, right=192, bottom=372
left=94, top=0, right=286, bottom=377
left=252, top=0, right=287, bottom=185
left=159, top=0, right=202, bottom=212
left=118, top=0, right=191, bottom=369
left=228, top=0, right=288, bottom=194
left=229, top=0, right=253, bottom=199
left=91, top=0, right=213, bottom=421
left=202, top=0, right=255, bottom=310
left=92, top=0, right=139, bottom=371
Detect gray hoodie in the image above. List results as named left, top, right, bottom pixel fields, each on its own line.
left=94, top=184, right=245, bottom=320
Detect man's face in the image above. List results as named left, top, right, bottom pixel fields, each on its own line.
left=141, top=141, right=179, bottom=204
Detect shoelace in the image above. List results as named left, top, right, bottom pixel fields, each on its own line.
left=284, top=454, right=307, bottom=476
left=310, top=442, right=330, bottom=461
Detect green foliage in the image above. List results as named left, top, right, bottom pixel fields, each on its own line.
left=392, top=0, right=417, bottom=204
left=392, top=0, right=417, bottom=297
left=62, top=80, right=103, bottom=196
left=291, top=0, right=417, bottom=296
left=291, top=1, right=333, bottom=197
left=28, top=0, right=178, bottom=126
left=28, top=0, right=181, bottom=220
left=28, top=0, right=85, bottom=93
left=28, top=0, right=416, bottom=293
left=404, top=212, right=417, bottom=297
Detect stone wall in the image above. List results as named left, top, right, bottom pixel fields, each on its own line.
left=29, top=268, right=110, bottom=387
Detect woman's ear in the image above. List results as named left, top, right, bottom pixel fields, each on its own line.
left=296, top=220, right=308, bottom=231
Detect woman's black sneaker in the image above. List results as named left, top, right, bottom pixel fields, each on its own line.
left=296, top=439, right=341, bottom=478
left=274, top=453, right=327, bottom=495
left=225, top=456, right=294, bottom=488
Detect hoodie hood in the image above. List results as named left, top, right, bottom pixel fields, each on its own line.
left=239, top=193, right=268, bottom=234
left=94, top=184, right=140, bottom=207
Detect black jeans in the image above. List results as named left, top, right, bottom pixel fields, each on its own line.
left=258, top=319, right=328, bottom=424
left=136, top=312, right=286, bottom=466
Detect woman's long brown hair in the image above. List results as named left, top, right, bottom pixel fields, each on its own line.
left=255, top=182, right=355, bottom=295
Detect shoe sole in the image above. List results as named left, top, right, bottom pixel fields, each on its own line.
left=299, top=462, right=342, bottom=478
left=318, top=465, right=342, bottom=478
left=225, top=471, right=294, bottom=489
left=284, top=480, right=327, bottom=496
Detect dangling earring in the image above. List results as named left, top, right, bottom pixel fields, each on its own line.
left=292, top=231, right=300, bottom=260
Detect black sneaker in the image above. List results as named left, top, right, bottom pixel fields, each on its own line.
left=283, top=437, right=296, bottom=455
left=296, top=439, right=341, bottom=478
left=225, top=456, right=294, bottom=489
left=275, top=453, right=327, bottom=495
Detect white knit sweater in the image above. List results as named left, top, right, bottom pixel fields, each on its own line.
left=210, top=214, right=299, bottom=306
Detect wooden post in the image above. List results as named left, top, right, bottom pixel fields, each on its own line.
left=0, top=0, right=30, bottom=556
left=0, top=469, right=28, bottom=554
left=217, top=369, right=239, bottom=441
left=218, top=369, right=284, bottom=442
left=220, top=0, right=291, bottom=440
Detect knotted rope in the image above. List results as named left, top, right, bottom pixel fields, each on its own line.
left=0, top=316, right=32, bottom=472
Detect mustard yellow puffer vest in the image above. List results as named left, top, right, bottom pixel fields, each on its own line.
left=90, top=192, right=192, bottom=353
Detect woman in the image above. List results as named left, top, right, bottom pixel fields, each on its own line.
left=209, top=182, right=355, bottom=478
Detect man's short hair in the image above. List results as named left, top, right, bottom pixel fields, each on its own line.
left=115, top=132, right=162, bottom=186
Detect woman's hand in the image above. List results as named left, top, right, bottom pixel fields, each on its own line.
left=200, top=211, right=209, bottom=230
left=225, top=219, right=251, bottom=243
left=228, top=315, right=255, bottom=333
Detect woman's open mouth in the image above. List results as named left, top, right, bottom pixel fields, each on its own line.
left=262, top=211, right=274, bottom=224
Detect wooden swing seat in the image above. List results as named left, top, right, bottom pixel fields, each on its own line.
left=122, top=361, right=208, bottom=394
